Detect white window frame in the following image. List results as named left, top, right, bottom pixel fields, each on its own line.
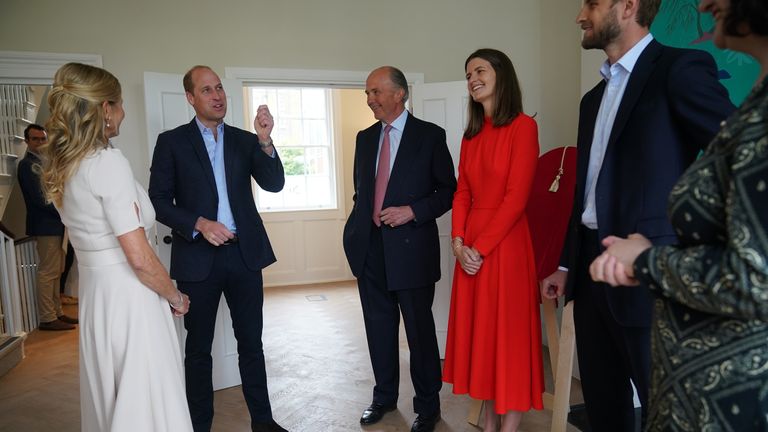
left=225, top=67, right=424, bottom=223
left=244, top=85, right=339, bottom=212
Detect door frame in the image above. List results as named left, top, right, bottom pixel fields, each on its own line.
left=0, top=51, right=102, bottom=85
left=225, top=67, right=424, bottom=88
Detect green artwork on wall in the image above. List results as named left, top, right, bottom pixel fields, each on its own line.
left=651, top=0, right=759, bottom=105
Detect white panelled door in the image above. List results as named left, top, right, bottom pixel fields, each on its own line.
left=143, top=71, right=244, bottom=390
left=411, top=81, right=468, bottom=358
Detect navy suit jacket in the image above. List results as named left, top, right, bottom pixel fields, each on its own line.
left=17, top=151, right=64, bottom=237
left=149, top=119, right=285, bottom=282
left=343, top=113, right=457, bottom=291
left=562, top=40, right=735, bottom=326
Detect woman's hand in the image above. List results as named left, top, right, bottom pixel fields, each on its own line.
left=456, top=245, right=483, bottom=275
left=589, top=234, right=652, bottom=286
left=169, top=292, right=191, bottom=317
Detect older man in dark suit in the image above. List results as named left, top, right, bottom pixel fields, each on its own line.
left=540, top=0, right=735, bottom=431
left=149, top=65, right=285, bottom=432
left=343, top=66, right=456, bottom=432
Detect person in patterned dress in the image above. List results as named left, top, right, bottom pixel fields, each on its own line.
left=590, top=1, right=768, bottom=430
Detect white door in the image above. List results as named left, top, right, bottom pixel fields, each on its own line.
left=143, top=71, right=244, bottom=390
left=410, top=81, right=468, bottom=357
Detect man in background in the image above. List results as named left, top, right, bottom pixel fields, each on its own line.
left=17, top=124, right=78, bottom=331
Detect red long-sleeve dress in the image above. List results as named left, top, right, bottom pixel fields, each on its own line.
left=443, top=114, right=545, bottom=414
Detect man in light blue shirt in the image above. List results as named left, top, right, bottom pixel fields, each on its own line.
left=150, top=65, right=286, bottom=432
left=540, top=0, right=734, bottom=430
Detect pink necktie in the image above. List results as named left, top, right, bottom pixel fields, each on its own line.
left=372, top=125, right=392, bottom=226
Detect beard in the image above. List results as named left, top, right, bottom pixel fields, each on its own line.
left=581, top=8, right=621, bottom=50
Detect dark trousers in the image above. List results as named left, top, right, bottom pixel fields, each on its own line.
left=573, top=227, right=650, bottom=432
left=357, top=225, right=442, bottom=416
left=179, top=243, right=272, bottom=432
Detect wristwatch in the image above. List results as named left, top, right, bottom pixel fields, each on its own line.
left=259, top=139, right=273, bottom=148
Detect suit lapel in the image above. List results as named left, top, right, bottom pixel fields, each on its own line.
left=223, top=124, right=236, bottom=196
left=362, top=124, right=381, bottom=208
left=606, top=40, right=661, bottom=148
left=385, top=113, right=419, bottom=203
left=577, top=85, right=605, bottom=202
left=186, top=119, right=218, bottom=195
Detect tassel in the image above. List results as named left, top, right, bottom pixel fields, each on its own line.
left=549, top=169, right=562, bottom=192
left=549, top=147, right=569, bottom=193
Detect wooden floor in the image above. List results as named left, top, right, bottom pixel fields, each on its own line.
left=0, top=281, right=583, bottom=431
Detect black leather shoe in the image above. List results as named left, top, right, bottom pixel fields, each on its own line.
left=411, top=411, right=440, bottom=432
left=360, top=402, right=397, bottom=425
left=252, top=419, right=288, bottom=432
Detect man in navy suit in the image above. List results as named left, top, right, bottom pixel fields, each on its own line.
left=343, top=66, right=456, bottom=432
left=540, top=0, right=735, bottom=430
left=17, top=124, right=78, bottom=331
left=149, top=66, right=286, bottom=432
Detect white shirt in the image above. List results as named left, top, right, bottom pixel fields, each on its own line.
left=375, top=109, right=408, bottom=175
left=581, top=33, right=654, bottom=229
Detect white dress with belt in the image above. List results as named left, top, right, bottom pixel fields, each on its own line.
left=57, top=147, right=192, bottom=432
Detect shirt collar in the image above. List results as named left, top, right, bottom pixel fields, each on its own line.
left=194, top=117, right=224, bottom=135
left=382, top=109, right=409, bottom=133
left=600, top=33, right=654, bottom=81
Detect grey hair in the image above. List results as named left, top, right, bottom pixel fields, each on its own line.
left=387, top=67, right=409, bottom=102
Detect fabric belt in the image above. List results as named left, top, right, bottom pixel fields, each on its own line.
left=75, top=247, right=127, bottom=267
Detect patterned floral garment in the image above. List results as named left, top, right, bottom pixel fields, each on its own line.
left=634, top=75, right=768, bottom=432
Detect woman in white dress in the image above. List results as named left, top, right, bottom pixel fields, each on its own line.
left=40, top=62, right=194, bottom=432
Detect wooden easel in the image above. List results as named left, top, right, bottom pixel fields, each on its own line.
left=466, top=298, right=576, bottom=432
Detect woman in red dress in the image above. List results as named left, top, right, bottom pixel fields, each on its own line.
left=443, top=48, right=544, bottom=431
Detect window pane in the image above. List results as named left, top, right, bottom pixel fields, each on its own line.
left=256, top=180, right=284, bottom=210
left=246, top=86, right=337, bottom=212
left=277, top=118, right=303, bottom=147
left=249, top=89, right=278, bottom=116
left=249, top=88, right=268, bottom=104
left=306, top=175, right=331, bottom=207
left=305, top=147, right=329, bottom=176
left=303, top=119, right=328, bottom=147
left=301, top=88, right=326, bottom=119
left=276, top=89, right=301, bottom=119
left=283, top=176, right=307, bottom=208
left=281, top=147, right=306, bottom=176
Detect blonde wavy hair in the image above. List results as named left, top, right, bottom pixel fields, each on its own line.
left=41, top=62, right=121, bottom=206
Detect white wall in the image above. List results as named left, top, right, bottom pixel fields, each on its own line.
left=540, top=0, right=583, bottom=150
left=0, top=0, right=573, bottom=186
left=581, top=49, right=607, bottom=96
